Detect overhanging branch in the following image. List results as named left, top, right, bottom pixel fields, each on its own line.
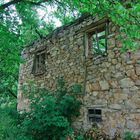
left=0, top=0, right=49, bottom=10
left=7, top=89, right=17, bottom=99
left=0, top=0, right=22, bottom=9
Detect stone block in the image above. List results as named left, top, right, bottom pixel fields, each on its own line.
left=136, top=66, right=140, bottom=76
left=109, top=80, right=119, bottom=88
left=134, top=99, right=140, bottom=109
left=99, top=80, right=109, bottom=90
left=92, top=91, right=98, bottom=96
left=126, top=120, right=137, bottom=129
left=135, top=80, right=140, bottom=86
left=120, top=78, right=135, bottom=88
left=122, top=88, right=130, bottom=94
left=94, top=99, right=107, bottom=105
left=86, top=83, right=90, bottom=93
left=108, top=38, right=115, bottom=48
left=108, top=51, right=115, bottom=58
left=105, top=62, right=111, bottom=67
left=109, top=104, right=122, bottom=110
left=131, top=51, right=140, bottom=60
left=121, top=53, right=130, bottom=62
left=130, top=86, right=138, bottom=92
left=126, top=100, right=137, bottom=109
left=91, top=82, right=101, bottom=91
left=111, top=59, right=117, bottom=64
left=116, top=63, right=121, bottom=70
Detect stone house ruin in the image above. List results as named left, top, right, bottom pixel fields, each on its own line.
left=17, top=14, right=140, bottom=137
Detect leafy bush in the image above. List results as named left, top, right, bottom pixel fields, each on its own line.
left=0, top=96, right=16, bottom=139
left=123, top=131, right=133, bottom=140
left=0, top=96, right=30, bottom=140
left=20, top=78, right=82, bottom=140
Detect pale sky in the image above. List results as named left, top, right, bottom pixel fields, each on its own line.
left=37, top=6, right=62, bottom=27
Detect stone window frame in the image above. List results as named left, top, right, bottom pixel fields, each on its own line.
left=32, top=50, right=46, bottom=76
left=84, top=21, right=109, bottom=57
left=87, top=108, right=102, bottom=123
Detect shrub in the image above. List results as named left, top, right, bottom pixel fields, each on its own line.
left=0, top=96, right=17, bottom=139
left=123, top=131, right=133, bottom=140
left=0, top=96, right=30, bottom=140
left=21, top=78, right=82, bottom=140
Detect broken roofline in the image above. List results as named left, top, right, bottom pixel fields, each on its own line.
left=25, top=14, right=108, bottom=49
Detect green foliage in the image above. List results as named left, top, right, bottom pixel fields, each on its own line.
left=123, top=131, right=133, bottom=140
left=0, top=96, right=29, bottom=140
left=0, top=79, right=82, bottom=140
left=63, top=0, right=140, bottom=51
left=0, top=23, right=21, bottom=97
left=75, top=135, right=84, bottom=140
left=0, top=1, right=55, bottom=97
left=70, top=84, right=82, bottom=94
left=20, top=79, right=81, bottom=140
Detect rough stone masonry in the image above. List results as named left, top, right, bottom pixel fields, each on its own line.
left=17, top=14, right=140, bottom=137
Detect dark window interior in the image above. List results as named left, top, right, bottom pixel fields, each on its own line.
left=32, top=51, right=46, bottom=75
left=88, top=108, right=102, bottom=123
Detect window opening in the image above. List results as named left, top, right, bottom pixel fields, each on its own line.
left=32, top=51, right=46, bottom=75
left=88, top=22, right=108, bottom=56
left=88, top=108, right=102, bottom=123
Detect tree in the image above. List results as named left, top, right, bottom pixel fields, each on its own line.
left=0, top=0, right=55, bottom=98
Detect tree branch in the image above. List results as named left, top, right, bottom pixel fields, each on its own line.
left=7, top=89, right=17, bottom=99
left=0, top=0, right=49, bottom=10
left=0, top=0, right=22, bottom=10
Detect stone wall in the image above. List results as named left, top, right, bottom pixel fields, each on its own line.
left=81, top=31, right=140, bottom=137
left=17, top=15, right=140, bottom=137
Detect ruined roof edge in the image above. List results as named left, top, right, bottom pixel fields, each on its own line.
left=25, top=13, right=92, bottom=48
